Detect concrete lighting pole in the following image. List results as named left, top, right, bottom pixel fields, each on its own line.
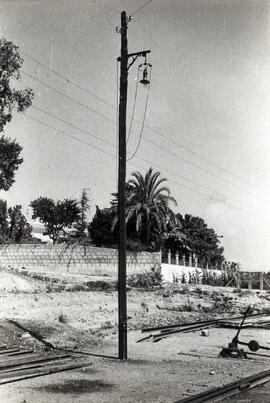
left=117, top=11, right=150, bottom=360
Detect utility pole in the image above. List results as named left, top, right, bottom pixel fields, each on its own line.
left=118, top=10, right=128, bottom=361
left=117, top=11, right=151, bottom=360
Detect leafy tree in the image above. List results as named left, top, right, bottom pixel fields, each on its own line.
left=177, top=213, right=224, bottom=267
left=0, top=199, right=32, bottom=243
left=124, top=167, right=177, bottom=249
left=0, top=37, right=34, bottom=190
left=0, top=38, right=34, bottom=131
left=0, top=136, right=23, bottom=191
left=71, top=189, right=90, bottom=240
left=89, top=206, right=117, bottom=247
left=0, top=199, right=8, bottom=237
left=90, top=168, right=177, bottom=251
left=8, top=204, right=32, bottom=242
left=30, top=197, right=80, bottom=243
left=162, top=223, right=188, bottom=256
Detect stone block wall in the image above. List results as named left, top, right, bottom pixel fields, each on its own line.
left=0, top=244, right=161, bottom=277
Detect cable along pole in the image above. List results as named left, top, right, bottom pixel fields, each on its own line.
left=117, top=11, right=151, bottom=360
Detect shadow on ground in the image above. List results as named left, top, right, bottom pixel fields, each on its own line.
left=32, top=378, right=115, bottom=394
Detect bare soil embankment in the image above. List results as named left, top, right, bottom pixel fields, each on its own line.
left=0, top=266, right=269, bottom=403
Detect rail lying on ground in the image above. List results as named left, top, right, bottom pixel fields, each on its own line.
left=175, top=368, right=270, bottom=402
left=0, top=345, right=92, bottom=385
left=138, top=313, right=270, bottom=342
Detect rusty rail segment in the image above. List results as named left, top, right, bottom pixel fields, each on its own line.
left=0, top=345, right=92, bottom=385
left=139, top=313, right=270, bottom=342
left=175, top=368, right=270, bottom=402
left=141, top=312, right=266, bottom=333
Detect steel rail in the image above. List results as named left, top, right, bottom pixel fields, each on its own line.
left=0, top=354, right=71, bottom=371
left=0, top=361, right=93, bottom=385
left=175, top=368, right=270, bottom=402
left=152, top=323, right=218, bottom=342
left=141, top=313, right=265, bottom=333
left=153, top=315, right=270, bottom=341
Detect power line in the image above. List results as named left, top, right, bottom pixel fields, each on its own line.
left=141, top=135, right=260, bottom=199
left=25, top=109, right=260, bottom=215
left=20, top=51, right=114, bottom=109
left=127, top=68, right=139, bottom=143
left=131, top=153, right=244, bottom=208
left=24, top=114, right=116, bottom=159
left=20, top=50, right=267, bottom=197
left=130, top=0, right=154, bottom=17
left=28, top=105, right=235, bottom=203
left=24, top=112, right=224, bottom=200
left=143, top=123, right=256, bottom=190
left=24, top=112, right=268, bottom=218
left=24, top=112, right=227, bottom=205
left=129, top=159, right=267, bottom=219
left=24, top=69, right=261, bottom=200
left=21, top=70, right=116, bottom=126
left=127, top=66, right=152, bottom=161
left=31, top=105, right=115, bottom=149
left=29, top=98, right=265, bottom=214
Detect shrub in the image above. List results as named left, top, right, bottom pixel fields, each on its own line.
left=128, top=266, right=162, bottom=288
left=181, top=272, right=187, bottom=284
left=180, top=299, right=195, bottom=312
left=85, top=280, right=113, bottom=290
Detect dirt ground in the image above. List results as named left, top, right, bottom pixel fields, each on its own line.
left=0, top=266, right=269, bottom=402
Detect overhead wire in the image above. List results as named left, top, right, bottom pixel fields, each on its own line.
left=22, top=68, right=263, bottom=200
left=143, top=123, right=256, bottom=190
left=22, top=113, right=229, bottom=203
left=127, top=67, right=140, bottom=143
left=20, top=51, right=267, bottom=197
left=20, top=51, right=114, bottom=109
left=31, top=105, right=115, bottom=149
left=127, top=65, right=152, bottom=161
left=129, top=154, right=251, bottom=209
left=130, top=0, right=154, bottom=17
left=26, top=104, right=234, bottom=203
left=24, top=106, right=263, bottom=215
left=24, top=114, right=116, bottom=159
left=21, top=70, right=116, bottom=126
left=22, top=67, right=268, bottom=212
left=24, top=112, right=269, bottom=219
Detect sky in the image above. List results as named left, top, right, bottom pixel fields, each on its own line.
left=0, top=0, right=270, bottom=271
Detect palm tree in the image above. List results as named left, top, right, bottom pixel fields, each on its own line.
left=125, top=167, right=177, bottom=247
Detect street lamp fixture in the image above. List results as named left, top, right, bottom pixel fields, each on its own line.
left=140, top=65, right=152, bottom=87
left=140, top=67, right=150, bottom=86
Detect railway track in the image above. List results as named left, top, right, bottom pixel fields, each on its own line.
left=138, top=312, right=270, bottom=343
left=0, top=344, right=92, bottom=385
left=176, top=368, right=270, bottom=402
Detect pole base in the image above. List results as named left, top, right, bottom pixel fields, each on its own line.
left=219, top=347, right=247, bottom=359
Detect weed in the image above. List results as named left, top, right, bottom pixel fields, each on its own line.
left=101, top=321, right=113, bottom=329
left=233, top=289, right=253, bottom=298
left=46, top=284, right=53, bottom=293
left=85, top=281, right=115, bottom=291
left=66, top=284, right=88, bottom=292
left=178, top=284, right=189, bottom=294
left=128, top=266, right=162, bottom=289
left=141, top=302, right=149, bottom=313
left=195, top=287, right=202, bottom=294
left=181, top=299, right=195, bottom=312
